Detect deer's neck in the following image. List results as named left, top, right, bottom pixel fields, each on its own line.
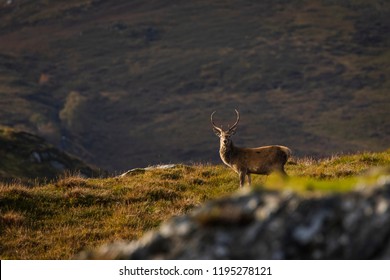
left=219, top=141, right=236, bottom=166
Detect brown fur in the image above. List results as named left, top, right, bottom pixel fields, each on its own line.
left=211, top=110, right=292, bottom=187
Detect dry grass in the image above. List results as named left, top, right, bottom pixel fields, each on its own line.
left=0, top=150, right=389, bottom=259
left=0, top=164, right=237, bottom=259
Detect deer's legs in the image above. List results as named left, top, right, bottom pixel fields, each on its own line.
left=277, top=166, right=288, bottom=177
left=239, top=170, right=251, bottom=187
left=247, top=173, right=251, bottom=186
left=239, top=171, right=246, bottom=188
left=272, top=165, right=288, bottom=177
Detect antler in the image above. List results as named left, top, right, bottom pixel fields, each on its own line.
left=228, top=109, right=240, bottom=133
left=210, top=111, right=222, bottom=133
left=211, top=110, right=240, bottom=134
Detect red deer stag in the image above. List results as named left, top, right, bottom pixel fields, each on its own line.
left=211, top=109, right=291, bottom=187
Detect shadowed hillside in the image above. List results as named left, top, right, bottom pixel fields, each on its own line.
left=0, top=0, right=388, bottom=171
left=0, top=126, right=100, bottom=183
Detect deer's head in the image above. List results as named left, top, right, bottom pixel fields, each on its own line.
left=211, top=109, right=240, bottom=147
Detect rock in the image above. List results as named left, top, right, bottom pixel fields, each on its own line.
left=119, top=168, right=146, bottom=177
left=50, top=160, right=66, bottom=171
left=144, top=164, right=178, bottom=170
left=78, top=170, right=390, bottom=260
left=119, top=164, right=182, bottom=177
left=30, top=152, right=42, bottom=163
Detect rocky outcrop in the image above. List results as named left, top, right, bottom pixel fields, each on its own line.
left=78, top=169, right=390, bottom=260
left=119, top=164, right=179, bottom=177
left=0, top=127, right=101, bottom=182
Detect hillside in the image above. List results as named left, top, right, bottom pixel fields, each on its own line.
left=0, top=126, right=100, bottom=183
left=0, top=0, right=389, bottom=171
left=0, top=150, right=389, bottom=259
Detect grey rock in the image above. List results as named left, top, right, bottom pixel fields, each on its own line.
left=50, top=160, right=66, bottom=171
left=30, top=152, right=42, bottom=163
left=119, top=164, right=182, bottom=177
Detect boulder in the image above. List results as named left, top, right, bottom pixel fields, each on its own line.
left=119, top=164, right=182, bottom=177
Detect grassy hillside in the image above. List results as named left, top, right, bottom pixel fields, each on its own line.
left=0, top=126, right=100, bottom=183
left=0, top=149, right=389, bottom=259
left=0, top=0, right=388, bottom=171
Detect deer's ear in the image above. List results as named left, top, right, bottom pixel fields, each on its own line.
left=213, top=128, right=221, bottom=136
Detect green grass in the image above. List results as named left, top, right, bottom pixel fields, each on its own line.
left=1, top=150, right=389, bottom=259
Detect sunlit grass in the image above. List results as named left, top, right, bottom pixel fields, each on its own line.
left=260, top=174, right=357, bottom=195
left=0, top=150, right=389, bottom=259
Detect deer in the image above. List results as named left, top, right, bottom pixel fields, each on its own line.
left=211, top=109, right=292, bottom=188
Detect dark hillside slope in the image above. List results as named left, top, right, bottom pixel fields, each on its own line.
left=0, top=0, right=388, bottom=171
left=0, top=127, right=99, bottom=183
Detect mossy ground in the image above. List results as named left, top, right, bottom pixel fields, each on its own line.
left=0, top=150, right=389, bottom=259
